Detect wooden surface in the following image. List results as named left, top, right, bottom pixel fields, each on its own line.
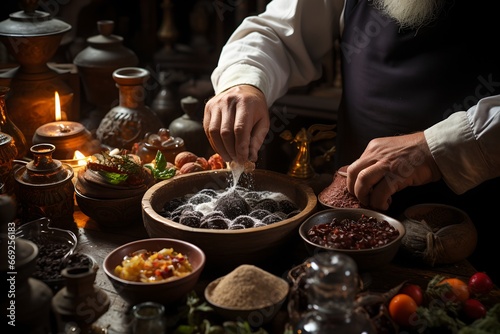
left=72, top=207, right=499, bottom=334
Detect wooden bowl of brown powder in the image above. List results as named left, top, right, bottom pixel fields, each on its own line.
left=204, top=264, right=289, bottom=326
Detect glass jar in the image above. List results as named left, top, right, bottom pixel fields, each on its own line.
left=294, top=252, right=375, bottom=334
left=132, top=302, right=166, bottom=334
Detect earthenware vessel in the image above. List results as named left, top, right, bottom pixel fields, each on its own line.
left=14, top=144, right=74, bottom=227
left=96, top=67, right=164, bottom=150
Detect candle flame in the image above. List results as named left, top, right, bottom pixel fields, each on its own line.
left=55, top=91, right=62, bottom=121
left=73, top=150, right=87, bottom=166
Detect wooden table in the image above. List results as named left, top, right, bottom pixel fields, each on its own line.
left=72, top=207, right=499, bottom=334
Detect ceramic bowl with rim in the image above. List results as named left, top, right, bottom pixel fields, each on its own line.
left=103, top=238, right=206, bottom=305
left=204, top=276, right=288, bottom=326
left=142, top=169, right=318, bottom=269
left=75, top=187, right=144, bottom=228
left=299, top=208, right=405, bottom=271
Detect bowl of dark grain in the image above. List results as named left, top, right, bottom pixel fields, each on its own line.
left=299, top=208, right=405, bottom=271
left=15, top=217, right=96, bottom=291
left=142, top=169, right=318, bottom=269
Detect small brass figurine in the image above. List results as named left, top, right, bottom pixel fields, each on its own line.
left=281, top=124, right=336, bottom=179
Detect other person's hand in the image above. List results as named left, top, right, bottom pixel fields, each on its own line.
left=204, top=85, right=270, bottom=164
left=346, top=132, right=442, bottom=211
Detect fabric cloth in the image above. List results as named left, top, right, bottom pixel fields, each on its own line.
left=211, top=0, right=500, bottom=198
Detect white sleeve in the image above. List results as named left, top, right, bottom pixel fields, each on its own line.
left=211, top=0, right=344, bottom=106
left=424, top=94, right=500, bottom=194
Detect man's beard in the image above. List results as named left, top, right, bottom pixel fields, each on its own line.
left=373, top=0, right=446, bottom=29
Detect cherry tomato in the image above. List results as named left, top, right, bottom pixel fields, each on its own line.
left=399, top=283, right=424, bottom=306
left=438, top=278, right=470, bottom=303
left=389, top=293, right=418, bottom=327
left=463, top=299, right=487, bottom=320
left=468, top=272, right=494, bottom=295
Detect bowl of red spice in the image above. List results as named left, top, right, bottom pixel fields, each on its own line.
left=204, top=264, right=290, bottom=326
left=299, top=208, right=405, bottom=271
left=103, top=238, right=206, bottom=305
left=318, top=166, right=364, bottom=209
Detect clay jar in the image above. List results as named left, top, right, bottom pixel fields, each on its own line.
left=0, top=0, right=73, bottom=147
left=0, top=133, right=17, bottom=196
left=52, top=266, right=110, bottom=333
left=169, top=96, right=211, bottom=157
left=96, top=67, right=164, bottom=150
left=73, top=20, right=139, bottom=126
left=1, top=236, right=54, bottom=333
left=13, top=143, right=74, bottom=227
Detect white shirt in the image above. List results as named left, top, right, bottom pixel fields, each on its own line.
left=210, top=0, right=500, bottom=194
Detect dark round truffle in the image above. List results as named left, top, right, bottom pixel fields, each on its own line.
left=278, top=199, right=299, bottom=214
left=262, top=213, right=282, bottom=225
left=213, top=190, right=250, bottom=220
left=253, top=198, right=279, bottom=213
left=188, top=193, right=213, bottom=205
left=232, top=215, right=256, bottom=228
left=248, top=209, right=271, bottom=220
left=206, top=217, right=230, bottom=230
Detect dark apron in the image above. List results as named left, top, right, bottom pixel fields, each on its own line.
left=338, top=0, right=500, bottom=280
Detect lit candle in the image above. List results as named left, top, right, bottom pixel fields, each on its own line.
left=32, top=92, right=93, bottom=160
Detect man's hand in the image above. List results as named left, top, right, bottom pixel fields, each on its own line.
left=204, top=85, right=270, bottom=164
left=346, top=132, right=442, bottom=210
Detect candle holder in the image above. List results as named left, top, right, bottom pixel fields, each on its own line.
left=32, top=121, right=98, bottom=160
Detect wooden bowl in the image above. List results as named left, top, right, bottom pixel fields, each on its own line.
left=142, top=169, right=318, bottom=269
left=204, top=275, right=289, bottom=326
left=103, top=238, right=205, bottom=305
left=299, top=208, right=405, bottom=271
left=75, top=187, right=144, bottom=228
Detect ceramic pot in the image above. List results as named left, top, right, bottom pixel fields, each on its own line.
left=0, top=86, right=27, bottom=159
left=0, top=0, right=73, bottom=147
left=52, top=266, right=110, bottom=333
left=73, top=20, right=138, bottom=126
left=0, top=132, right=18, bottom=196
left=169, top=96, right=211, bottom=157
left=0, top=236, right=53, bottom=333
left=96, top=67, right=164, bottom=150
left=14, top=144, right=74, bottom=227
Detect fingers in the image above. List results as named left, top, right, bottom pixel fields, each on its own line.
left=347, top=133, right=441, bottom=211
left=203, top=85, right=269, bottom=164
left=347, top=162, right=394, bottom=210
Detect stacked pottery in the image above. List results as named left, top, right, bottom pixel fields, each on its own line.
left=74, top=151, right=154, bottom=228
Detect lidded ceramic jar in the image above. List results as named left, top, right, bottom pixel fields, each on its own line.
left=0, top=86, right=27, bottom=159
left=0, top=0, right=73, bottom=147
left=169, top=96, right=211, bottom=157
left=14, top=143, right=74, bottom=227
left=96, top=67, right=164, bottom=150
left=73, top=20, right=139, bottom=128
left=0, top=132, right=18, bottom=196
left=0, top=236, right=53, bottom=333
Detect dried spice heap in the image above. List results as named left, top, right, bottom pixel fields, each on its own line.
left=208, top=264, right=289, bottom=309
left=318, top=167, right=363, bottom=208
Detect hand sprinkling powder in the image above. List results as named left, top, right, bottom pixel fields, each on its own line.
left=229, top=161, right=256, bottom=187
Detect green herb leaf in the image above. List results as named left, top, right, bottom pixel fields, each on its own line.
left=97, top=170, right=129, bottom=185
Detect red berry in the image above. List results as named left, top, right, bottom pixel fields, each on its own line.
left=468, top=272, right=494, bottom=295
left=463, top=299, right=487, bottom=320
